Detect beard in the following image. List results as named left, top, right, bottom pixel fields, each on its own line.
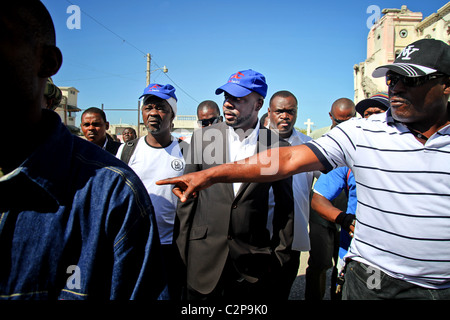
left=225, top=112, right=252, bottom=129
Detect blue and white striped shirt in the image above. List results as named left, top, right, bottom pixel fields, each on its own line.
left=306, top=109, right=450, bottom=289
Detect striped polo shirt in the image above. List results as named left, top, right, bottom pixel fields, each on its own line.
left=306, top=109, right=450, bottom=289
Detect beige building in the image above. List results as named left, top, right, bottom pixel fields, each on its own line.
left=57, top=86, right=81, bottom=134
left=354, top=3, right=450, bottom=102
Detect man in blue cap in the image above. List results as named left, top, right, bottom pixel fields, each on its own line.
left=174, top=69, right=295, bottom=300
left=117, top=83, right=188, bottom=300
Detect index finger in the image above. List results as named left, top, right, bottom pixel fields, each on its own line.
left=155, top=177, right=181, bottom=186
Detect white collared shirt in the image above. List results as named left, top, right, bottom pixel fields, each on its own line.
left=227, top=125, right=260, bottom=196
left=267, top=129, right=318, bottom=251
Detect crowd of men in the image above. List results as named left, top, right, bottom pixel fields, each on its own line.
left=1, top=1, right=449, bottom=301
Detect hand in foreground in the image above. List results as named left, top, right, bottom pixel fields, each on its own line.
left=156, top=171, right=213, bottom=202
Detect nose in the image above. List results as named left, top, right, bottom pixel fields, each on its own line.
left=389, top=77, right=407, bottom=94
left=148, top=107, right=159, bottom=116
left=223, top=98, right=234, bottom=109
left=280, top=112, right=290, bottom=119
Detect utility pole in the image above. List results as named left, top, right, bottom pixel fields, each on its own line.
left=137, top=99, right=141, bottom=138
left=146, top=53, right=151, bottom=86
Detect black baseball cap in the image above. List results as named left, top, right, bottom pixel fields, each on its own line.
left=355, top=92, right=389, bottom=117
left=372, top=39, right=450, bottom=78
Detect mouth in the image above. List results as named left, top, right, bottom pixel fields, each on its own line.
left=224, top=112, right=236, bottom=121
left=389, top=96, right=410, bottom=108
left=147, top=118, right=161, bottom=125
left=278, top=122, right=290, bottom=128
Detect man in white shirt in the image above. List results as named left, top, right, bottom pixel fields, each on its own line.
left=175, top=69, right=295, bottom=300
left=267, top=90, right=320, bottom=297
left=116, top=83, right=187, bottom=300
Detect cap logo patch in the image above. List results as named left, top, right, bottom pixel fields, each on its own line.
left=229, top=72, right=244, bottom=83
left=398, top=45, right=420, bottom=60
left=148, top=84, right=162, bottom=91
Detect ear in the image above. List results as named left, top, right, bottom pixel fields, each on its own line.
left=105, top=121, right=110, bottom=130
left=443, top=77, right=450, bottom=95
left=38, top=45, right=63, bottom=78
left=255, top=98, right=264, bottom=112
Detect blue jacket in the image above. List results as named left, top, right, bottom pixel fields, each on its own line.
left=0, top=110, right=166, bottom=299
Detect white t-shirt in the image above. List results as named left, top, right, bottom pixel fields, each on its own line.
left=116, top=136, right=185, bottom=245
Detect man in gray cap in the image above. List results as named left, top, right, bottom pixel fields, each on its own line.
left=158, top=39, right=450, bottom=300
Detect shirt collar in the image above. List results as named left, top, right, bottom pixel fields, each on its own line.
left=12, top=110, right=74, bottom=206
left=227, top=122, right=260, bottom=144
left=102, top=137, right=109, bottom=149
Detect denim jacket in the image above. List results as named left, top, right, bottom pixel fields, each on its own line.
left=0, top=110, right=167, bottom=299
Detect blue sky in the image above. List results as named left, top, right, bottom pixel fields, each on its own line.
left=42, top=0, right=447, bottom=130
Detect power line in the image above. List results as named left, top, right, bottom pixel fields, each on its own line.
left=152, top=60, right=200, bottom=104
left=65, top=0, right=146, bottom=56
left=65, top=0, right=199, bottom=104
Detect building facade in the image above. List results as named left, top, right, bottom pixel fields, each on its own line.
left=57, top=86, right=81, bottom=134
left=354, top=3, right=450, bottom=102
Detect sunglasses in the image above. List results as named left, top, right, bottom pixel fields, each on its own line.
left=386, top=72, right=446, bottom=88
left=197, top=117, right=219, bottom=127
left=331, top=114, right=355, bottom=124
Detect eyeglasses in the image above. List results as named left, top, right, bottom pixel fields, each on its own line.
left=385, top=72, right=446, bottom=88
left=331, top=113, right=355, bottom=124
left=197, top=117, right=219, bottom=127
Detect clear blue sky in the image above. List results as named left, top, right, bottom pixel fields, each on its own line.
left=42, top=0, right=447, bottom=130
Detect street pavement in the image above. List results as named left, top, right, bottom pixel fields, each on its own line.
left=288, top=251, right=331, bottom=300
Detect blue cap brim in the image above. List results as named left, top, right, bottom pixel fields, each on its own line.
left=215, top=83, right=253, bottom=97
left=139, top=92, right=172, bottom=100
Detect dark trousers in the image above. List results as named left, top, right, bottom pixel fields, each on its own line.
left=343, top=260, right=450, bottom=300
left=187, top=256, right=292, bottom=301
left=161, top=244, right=186, bottom=300
left=305, top=220, right=340, bottom=300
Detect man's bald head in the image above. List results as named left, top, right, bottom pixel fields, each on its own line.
left=329, top=98, right=356, bottom=128
left=197, top=100, right=222, bottom=127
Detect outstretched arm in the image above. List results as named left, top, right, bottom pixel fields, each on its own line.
left=156, top=144, right=326, bottom=202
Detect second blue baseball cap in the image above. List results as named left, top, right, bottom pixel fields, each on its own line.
left=139, top=83, right=177, bottom=101
left=215, top=69, right=268, bottom=98
left=139, top=83, right=178, bottom=115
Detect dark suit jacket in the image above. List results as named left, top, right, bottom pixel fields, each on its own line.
left=176, top=122, right=294, bottom=295
left=105, top=136, right=122, bottom=155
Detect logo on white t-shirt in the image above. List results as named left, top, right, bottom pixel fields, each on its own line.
left=171, top=159, right=184, bottom=171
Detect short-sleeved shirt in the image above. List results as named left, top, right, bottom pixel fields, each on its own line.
left=116, top=137, right=185, bottom=245
left=306, top=108, right=450, bottom=289
left=313, top=166, right=356, bottom=255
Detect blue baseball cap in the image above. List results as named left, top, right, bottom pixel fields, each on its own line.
left=215, top=69, right=268, bottom=98
left=139, top=83, right=178, bottom=115
left=139, top=83, right=177, bottom=101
